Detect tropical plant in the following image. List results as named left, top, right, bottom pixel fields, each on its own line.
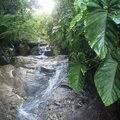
left=0, top=0, right=42, bottom=51
left=70, top=0, right=120, bottom=106
left=0, top=12, right=37, bottom=46
left=50, top=0, right=75, bottom=55
left=0, top=0, right=31, bottom=14
left=52, top=0, right=120, bottom=106
left=33, top=13, right=54, bottom=40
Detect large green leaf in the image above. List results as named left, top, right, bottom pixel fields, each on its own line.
left=74, top=0, right=88, bottom=12
left=95, top=48, right=120, bottom=106
left=68, top=52, right=87, bottom=92
left=70, top=13, right=83, bottom=29
left=85, top=0, right=120, bottom=59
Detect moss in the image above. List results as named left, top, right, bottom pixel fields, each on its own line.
left=10, top=57, right=25, bottom=68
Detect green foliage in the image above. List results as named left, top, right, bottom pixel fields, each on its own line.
left=85, top=0, right=119, bottom=59
left=33, top=14, right=54, bottom=40
left=52, top=46, right=61, bottom=55
left=0, top=0, right=39, bottom=48
left=68, top=52, right=87, bottom=92
left=50, top=0, right=75, bottom=54
left=86, top=0, right=120, bottom=106
left=95, top=48, right=120, bottom=106
left=70, top=13, right=83, bottom=29
left=74, top=0, right=88, bottom=12
left=0, top=0, right=31, bottom=14
left=11, top=57, right=26, bottom=68
left=0, top=13, right=38, bottom=47
left=52, top=0, right=120, bottom=106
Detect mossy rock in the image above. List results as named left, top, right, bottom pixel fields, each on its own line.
left=10, top=57, right=26, bottom=68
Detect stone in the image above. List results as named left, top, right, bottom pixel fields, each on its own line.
left=0, top=56, right=8, bottom=65
left=18, top=44, right=30, bottom=56
left=30, top=46, right=39, bottom=55
left=45, top=51, right=53, bottom=56
left=28, top=41, right=47, bottom=49
left=0, top=64, right=14, bottom=86
left=0, top=55, right=119, bottom=120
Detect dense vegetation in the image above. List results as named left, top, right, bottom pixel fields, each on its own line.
left=0, top=0, right=120, bottom=107
left=0, top=0, right=48, bottom=48
left=0, top=0, right=31, bottom=46
left=51, top=0, right=120, bottom=106
left=0, top=0, right=52, bottom=62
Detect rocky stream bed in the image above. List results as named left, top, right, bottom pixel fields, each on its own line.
left=0, top=54, right=120, bottom=120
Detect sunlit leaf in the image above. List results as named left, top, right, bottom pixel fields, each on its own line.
left=85, top=0, right=120, bottom=59
left=74, top=0, right=88, bottom=12
left=70, top=13, right=83, bottom=29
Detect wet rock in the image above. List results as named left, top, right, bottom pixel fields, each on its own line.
left=12, top=67, right=28, bottom=97
left=0, top=55, right=119, bottom=120
left=0, top=83, right=24, bottom=120
left=0, top=56, right=8, bottom=66
left=0, top=62, right=29, bottom=119
left=18, top=44, right=30, bottom=56
left=0, top=64, right=14, bottom=86
left=40, top=67, right=55, bottom=73
left=28, top=41, right=47, bottom=48
left=0, top=84, right=23, bottom=105
left=27, top=41, right=39, bottom=48
left=30, top=46, right=39, bottom=55
left=35, top=75, right=120, bottom=120
left=44, top=51, right=53, bottom=56
left=39, top=45, right=53, bottom=56
left=28, top=40, right=51, bottom=56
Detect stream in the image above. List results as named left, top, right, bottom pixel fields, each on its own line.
left=17, top=55, right=68, bottom=120
left=0, top=53, right=120, bottom=120
left=15, top=54, right=120, bottom=120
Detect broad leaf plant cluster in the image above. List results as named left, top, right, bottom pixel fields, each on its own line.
left=52, top=0, right=120, bottom=106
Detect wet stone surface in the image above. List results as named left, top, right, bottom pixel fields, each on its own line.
left=0, top=55, right=120, bottom=120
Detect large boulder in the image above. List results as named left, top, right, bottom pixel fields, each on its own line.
left=0, top=64, right=27, bottom=97
left=18, top=44, right=30, bottom=56
left=0, top=65, right=14, bottom=86
left=29, top=46, right=39, bottom=55
left=0, top=56, right=8, bottom=66
left=0, top=64, right=25, bottom=119
left=0, top=83, right=23, bottom=120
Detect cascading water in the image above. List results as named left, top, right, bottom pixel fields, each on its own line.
left=1, top=54, right=119, bottom=120
left=17, top=55, right=68, bottom=120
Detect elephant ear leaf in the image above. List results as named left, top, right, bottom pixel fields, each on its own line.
left=68, top=52, right=87, bottom=92
left=85, top=0, right=119, bottom=59
left=95, top=48, right=120, bottom=106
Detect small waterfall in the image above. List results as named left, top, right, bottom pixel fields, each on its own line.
left=38, top=43, right=51, bottom=55
left=17, top=62, right=67, bottom=120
